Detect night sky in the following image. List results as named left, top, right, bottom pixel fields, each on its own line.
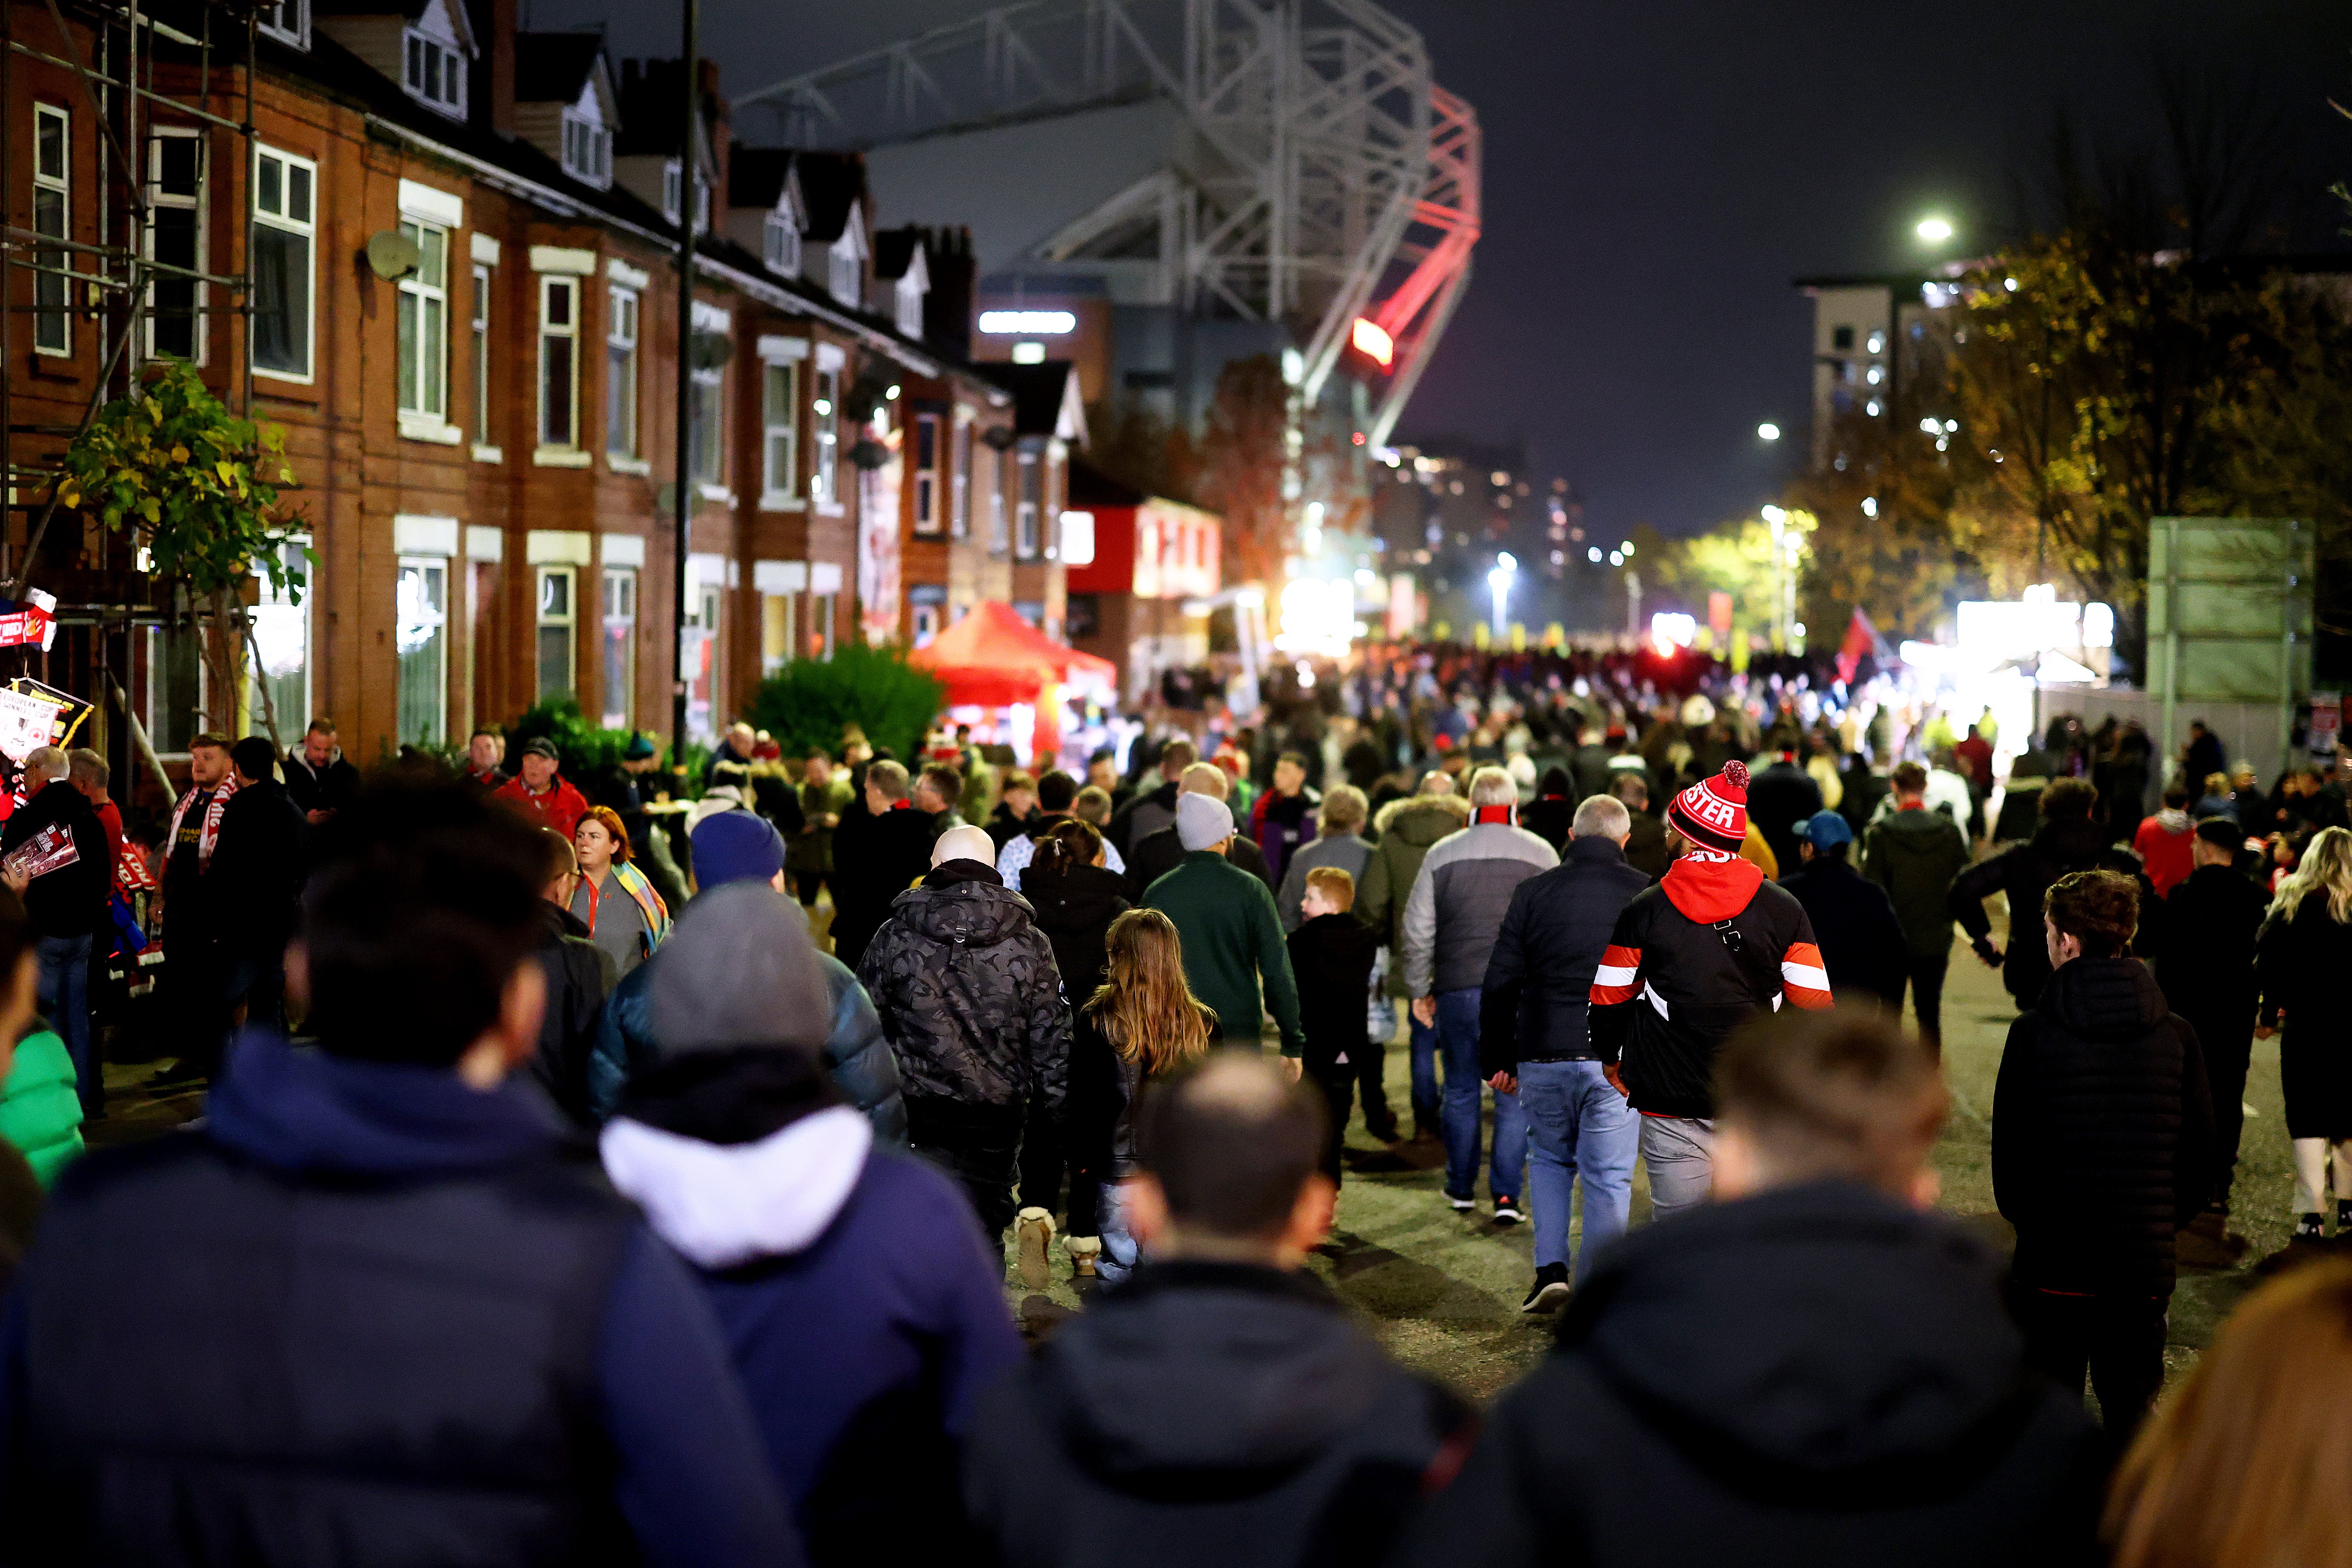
left=537, top=0, right=2352, bottom=540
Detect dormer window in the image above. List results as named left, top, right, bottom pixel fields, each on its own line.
left=258, top=0, right=307, bottom=48
left=662, top=159, right=710, bottom=232
left=404, top=28, right=466, bottom=116
left=895, top=274, right=923, bottom=337
left=763, top=212, right=800, bottom=275
left=561, top=112, right=610, bottom=187
left=827, top=236, right=859, bottom=307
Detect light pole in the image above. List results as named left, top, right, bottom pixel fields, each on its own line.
left=670, top=0, right=699, bottom=762
left=1487, top=551, right=1515, bottom=640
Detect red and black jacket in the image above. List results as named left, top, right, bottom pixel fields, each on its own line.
left=1588, top=851, right=1831, bottom=1119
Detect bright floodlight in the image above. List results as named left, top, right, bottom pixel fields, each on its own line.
left=1496, top=551, right=1516, bottom=571
left=1757, top=422, right=1781, bottom=442
left=1351, top=317, right=1395, bottom=367
left=1916, top=216, right=1955, bottom=243
left=1761, top=504, right=1786, bottom=525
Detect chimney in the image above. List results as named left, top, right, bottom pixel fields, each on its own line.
left=467, top=0, right=516, bottom=138
left=699, top=58, right=729, bottom=207
left=923, top=226, right=975, bottom=360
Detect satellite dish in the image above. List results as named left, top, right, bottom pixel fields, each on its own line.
left=689, top=330, right=733, bottom=371
left=364, top=230, right=421, bottom=281
left=980, top=425, right=1017, bottom=451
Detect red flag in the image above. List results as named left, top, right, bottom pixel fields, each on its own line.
left=1835, top=609, right=1879, bottom=685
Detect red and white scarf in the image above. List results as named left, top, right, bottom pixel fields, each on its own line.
left=168, top=773, right=240, bottom=871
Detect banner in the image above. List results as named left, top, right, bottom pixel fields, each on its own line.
left=0, top=589, right=57, bottom=651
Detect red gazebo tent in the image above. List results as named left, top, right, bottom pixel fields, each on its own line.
left=907, top=600, right=1115, bottom=761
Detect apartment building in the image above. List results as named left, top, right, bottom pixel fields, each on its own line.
left=4, top=0, right=1048, bottom=775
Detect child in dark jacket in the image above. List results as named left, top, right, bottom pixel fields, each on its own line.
left=1286, top=867, right=1382, bottom=1180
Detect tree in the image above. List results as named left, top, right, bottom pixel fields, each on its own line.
left=1194, top=354, right=1290, bottom=586
left=1084, top=393, right=1198, bottom=505
left=53, top=359, right=304, bottom=742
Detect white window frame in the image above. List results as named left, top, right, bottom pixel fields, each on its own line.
left=145, top=126, right=205, bottom=363
left=402, top=27, right=467, bottom=118
left=605, top=285, right=639, bottom=461
left=912, top=410, right=942, bottom=535
left=471, top=262, right=498, bottom=461
left=988, top=446, right=1010, bottom=555
left=1016, top=449, right=1042, bottom=559
left=538, top=275, right=580, bottom=453
left=689, top=364, right=725, bottom=489
left=395, top=218, right=451, bottom=431
left=252, top=143, right=316, bottom=382
left=395, top=556, right=450, bottom=745
left=763, top=211, right=800, bottom=274
left=662, top=159, right=681, bottom=224
left=32, top=104, right=71, bottom=357
left=951, top=416, right=972, bottom=540
left=810, top=364, right=839, bottom=507
left=599, top=566, right=636, bottom=728
left=827, top=236, right=859, bottom=307
left=560, top=110, right=611, bottom=187
left=536, top=564, right=578, bottom=703
left=257, top=0, right=308, bottom=49
left=248, top=534, right=311, bottom=736
left=761, top=358, right=799, bottom=506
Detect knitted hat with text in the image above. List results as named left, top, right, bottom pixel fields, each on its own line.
left=1667, top=759, right=1750, bottom=854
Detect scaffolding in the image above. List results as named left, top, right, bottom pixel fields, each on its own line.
left=1, top=0, right=259, bottom=798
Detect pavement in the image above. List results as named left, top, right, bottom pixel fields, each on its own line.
left=1006, top=903, right=2300, bottom=1406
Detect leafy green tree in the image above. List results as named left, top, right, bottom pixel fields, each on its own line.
left=744, top=642, right=945, bottom=764
left=54, top=359, right=304, bottom=741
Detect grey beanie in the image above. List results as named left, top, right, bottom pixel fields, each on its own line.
left=1177, top=790, right=1234, bottom=852
left=647, top=880, right=830, bottom=1059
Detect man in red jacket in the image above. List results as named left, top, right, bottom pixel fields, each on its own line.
left=494, top=738, right=588, bottom=841
left=1589, top=760, right=1833, bottom=1223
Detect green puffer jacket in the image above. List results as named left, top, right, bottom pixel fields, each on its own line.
left=1356, top=793, right=1472, bottom=997
left=0, top=1028, right=84, bottom=1185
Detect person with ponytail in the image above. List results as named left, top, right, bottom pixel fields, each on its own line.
left=1083, top=908, right=1216, bottom=1281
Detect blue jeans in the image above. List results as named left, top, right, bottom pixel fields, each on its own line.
left=1097, top=1182, right=1139, bottom=1284
left=1436, top=987, right=1525, bottom=1202
left=35, top=933, right=94, bottom=1113
left=1516, top=1059, right=1638, bottom=1279
left=1408, top=1005, right=1439, bottom=1133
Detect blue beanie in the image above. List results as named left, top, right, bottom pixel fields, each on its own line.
left=690, top=809, right=787, bottom=890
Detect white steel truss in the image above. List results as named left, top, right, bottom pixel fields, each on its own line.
left=737, top=0, right=1479, bottom=445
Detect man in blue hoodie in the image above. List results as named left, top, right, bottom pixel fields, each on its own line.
left=601, top=878, right=1024, bottom=1565
left=0, top=779, right=801, bottom=1568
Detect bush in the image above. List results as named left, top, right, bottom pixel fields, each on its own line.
left=745, top=643, right=945, bottom=763
left=504, top=698, right=695, bottom=786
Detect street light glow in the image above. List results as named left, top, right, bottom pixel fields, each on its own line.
left=1916, top=216, right=1954, bottom=243
left=1761, top=504, right=1787, bottom=524
left=1757, top=422, right=1780, bottom=441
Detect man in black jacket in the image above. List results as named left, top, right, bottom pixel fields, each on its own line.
left=1480, top=794, right=1648, bottom=1311
left=963, top=1053, right=1471, bottom=1568
left=0, top=745, right=111, bottom=1116
left=280, top=717, right=360, bottom=826
left=857, top=825, right=1069, bottom=1244
left=1780, top=811, right=1907, bottom=1009
left=1863, top=762, right=1972, bottom=1054
left=2154, top=818, right=2268, bottom=1261
left=0, top=777, right=801, bottom=1564
left=1400, top=1007, right=2103, bottom=1568
left=1125, top=762, right=1274, bottom=898
left=825, top=759, right=942, bottom=972
left=1745, top=730, right=1822, bottom=878
left=1951, top=776, right=2156, bottom=1011
left=1994, top=869, right=2212, bottom=1448
left=208, top=737, right=309, bottom=1045
left=1106, top=738, right=1194, bottom=859
left=528, top=827, right=613, bottom=1127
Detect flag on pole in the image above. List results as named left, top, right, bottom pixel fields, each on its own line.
left=1835, top=609, right=1886, bottom=685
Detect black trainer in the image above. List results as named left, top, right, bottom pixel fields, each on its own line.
left=1520, top=1262, right=1571, bottom=1314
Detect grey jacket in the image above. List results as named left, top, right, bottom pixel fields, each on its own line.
left=1401, top=821, right=1560, bottom=997
left=1276, top=833, right=1375, bottom=932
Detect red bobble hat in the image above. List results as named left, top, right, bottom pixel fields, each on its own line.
left=1668, top=759, right=1750, bottom=854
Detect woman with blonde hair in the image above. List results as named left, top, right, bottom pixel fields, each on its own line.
left=2105, top=1260, right=2352, bottom=1568
left=1083, top=907, right=1216, bottom=1280
left=2255, top=824, right=2352, bottom=1246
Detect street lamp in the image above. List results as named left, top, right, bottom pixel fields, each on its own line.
left=1915, top=215, right=1955, bottom=245
left=1488, top=552, right=1516, bottom=638
left=1757, top=422, right=1781, bottom=442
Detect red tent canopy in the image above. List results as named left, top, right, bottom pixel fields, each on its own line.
left=906, top=600, right=1115, bottom=708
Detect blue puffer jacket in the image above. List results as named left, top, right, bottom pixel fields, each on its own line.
left=587, top=953, right=908, bottom=1143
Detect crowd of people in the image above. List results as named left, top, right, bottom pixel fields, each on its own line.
left=0, top=640, right=2337, bottom=1564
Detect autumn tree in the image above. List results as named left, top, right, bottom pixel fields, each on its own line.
left=1194, top=353, right=1291, bottom=587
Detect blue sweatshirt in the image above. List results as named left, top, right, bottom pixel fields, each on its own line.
left=0, top=1032, right=802, bottom=1568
